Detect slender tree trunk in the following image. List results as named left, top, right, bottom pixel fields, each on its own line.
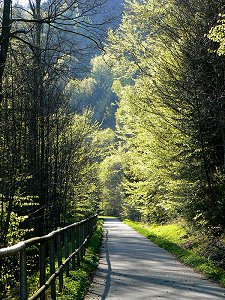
left=0, top=0, right=12, bottom=104
left=195, top=92, right=215, bottom=209
left=29, top=0, right=46, bottom=235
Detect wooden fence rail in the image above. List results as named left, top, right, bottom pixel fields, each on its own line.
left=0, top=214, right=98, bottom=300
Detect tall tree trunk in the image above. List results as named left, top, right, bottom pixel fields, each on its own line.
left=195, top=91, right=216, bottom=209
left=0, top=0, right=12, bottom=104
left=29, top=0, right=47, bottom=235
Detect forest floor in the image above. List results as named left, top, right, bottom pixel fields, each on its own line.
left=85, top=218, right=225, bottom=299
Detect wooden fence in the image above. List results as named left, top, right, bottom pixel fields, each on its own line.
left=0, top=215, right=98, bottom=300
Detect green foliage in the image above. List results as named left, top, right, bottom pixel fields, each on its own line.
left=99, top=153, right=124, bottom=216
left=208, top=14, right=225, bottom=56
left=68, top=54, right=118, bottom=129
left=92, top=127, right=116, bottom=160
left=99, top=86, right=180, bottom=223
left=57, top=110, right=103, bottom=222
left=101, top=0, right=225, bottom=231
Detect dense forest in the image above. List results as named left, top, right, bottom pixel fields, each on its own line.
left=0, top=0, right=122, bottom=250
left=2, top=0, right=225, bottom=275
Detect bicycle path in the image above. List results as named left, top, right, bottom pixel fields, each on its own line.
left=85, top=218, right=225, bottom=299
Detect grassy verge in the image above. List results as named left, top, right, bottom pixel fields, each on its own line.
left=57, top=220, right=103, bottom=300
left=98, top=215, right=118, bottom=219
left=124, top=219, right=225, bottom=287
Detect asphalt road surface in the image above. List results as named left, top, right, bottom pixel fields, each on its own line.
left=85, top=218, right=225, bottom=300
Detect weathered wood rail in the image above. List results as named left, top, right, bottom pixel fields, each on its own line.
left=0, top=215, right=98, bottom=300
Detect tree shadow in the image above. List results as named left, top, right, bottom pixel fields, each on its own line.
left=101, top=229, right=112, bottom=300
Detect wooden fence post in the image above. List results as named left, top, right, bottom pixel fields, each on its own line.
left=19, top=248, right=27, bottom=300
left=72, top=227, right=76, bottom=270
left=49, top=237, right=56, bottom=300
left=64, top=230, right=69, bottom=277
left=57, top=233, right=63, bottom=293
left=39, top=241, right=46, bottom=300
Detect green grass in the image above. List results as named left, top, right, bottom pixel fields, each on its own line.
left=98, top=215, right=118, bottom=219
left=57, top=220, right=103, bottom=300
left=124, top=220, right=225, bottom=287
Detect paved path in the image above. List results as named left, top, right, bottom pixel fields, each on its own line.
left=85, top=218, right=225, bottom=300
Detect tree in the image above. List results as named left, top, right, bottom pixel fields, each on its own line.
left=99, top=153, right=124, bottom=216
left=0, top=0, right=112, bottom=104
left=106, top=0, right=225, bottom=229
left=67, top=54, right=118, bottom=128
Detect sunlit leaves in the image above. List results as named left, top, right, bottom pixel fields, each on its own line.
left=104, top=0, right=225, bottom=228
left=208, top=15, right=225, bottom=56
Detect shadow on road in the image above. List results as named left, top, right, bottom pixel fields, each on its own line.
left=101, top=229, right=111, bottom=300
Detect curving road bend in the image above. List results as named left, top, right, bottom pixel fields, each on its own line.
left=85, top=218, right=225, bottom=300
